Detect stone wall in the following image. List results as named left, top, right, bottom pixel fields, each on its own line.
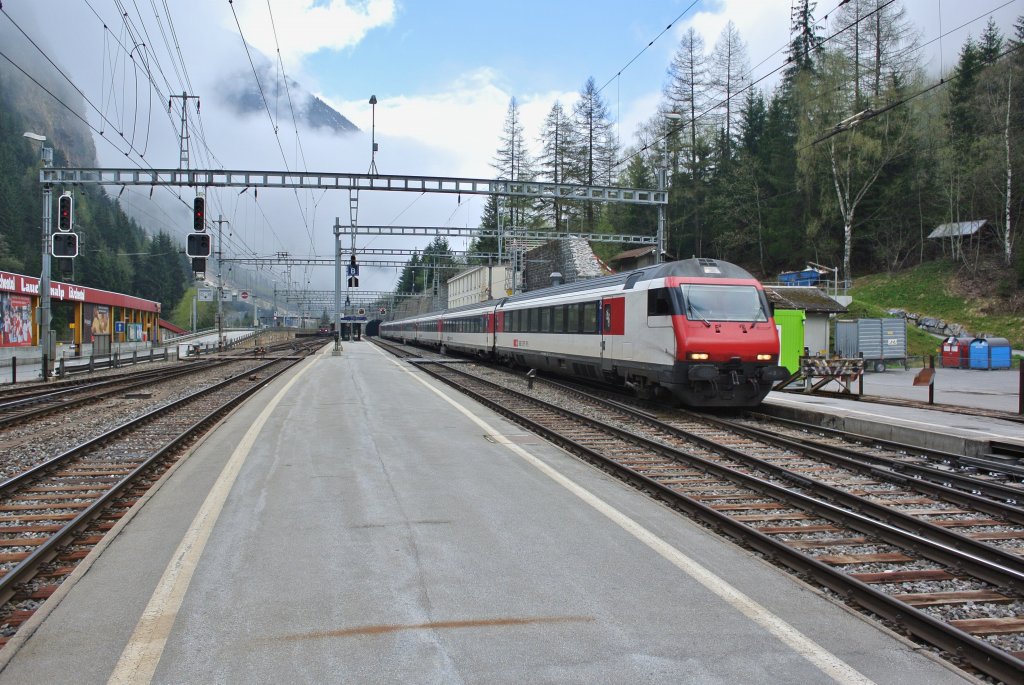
left=522, top=237, right=606, bottom=291
left=885, top=309, right=978, bottom=340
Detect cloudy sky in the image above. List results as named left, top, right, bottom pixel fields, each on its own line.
left=2, top=0, right=1021, bottom=295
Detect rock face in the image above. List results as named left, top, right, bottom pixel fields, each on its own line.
left=886, top=309, right=974, bottom=339
left=521, top=238, right=608, bottom=291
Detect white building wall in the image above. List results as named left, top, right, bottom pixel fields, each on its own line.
left=448, top=266, right=507, bottom=308
left=805, top=315, right=831, bottom=356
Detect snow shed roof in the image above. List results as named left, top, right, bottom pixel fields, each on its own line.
left=927, top=220, right=987, bottom=239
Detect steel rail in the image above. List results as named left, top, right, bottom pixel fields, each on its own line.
left=745, top=410, right=1024, bottom=499
left=0, top=355, right=306, bottom=606
left=703, top=412, right=1024, bottom=519
left=536, top=376, right=1024, bottom=565
left=0, top=361, right=225, bottom=429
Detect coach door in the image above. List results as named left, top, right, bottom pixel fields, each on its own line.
left=600, top=296, right=626, bottom=370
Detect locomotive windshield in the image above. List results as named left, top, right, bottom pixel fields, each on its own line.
left=680, top=284, right=769, bottom=323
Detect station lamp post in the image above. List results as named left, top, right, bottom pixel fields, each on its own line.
left=24, top=132, right=53, bottom=378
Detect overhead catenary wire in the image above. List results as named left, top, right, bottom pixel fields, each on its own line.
left=227, top=0, right=317, bottom=256
left=0, top=18, right=271, bottom=266
left=102, top=0, right=294, bottom=263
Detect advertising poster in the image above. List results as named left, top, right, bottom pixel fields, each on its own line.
left=90, top=305, right=110, bottom=339
left=1, top=294, right=33, bottom=347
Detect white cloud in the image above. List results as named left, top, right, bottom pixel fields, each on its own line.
left=324, top=69, right=579, bottom=179
left=231, top=0, right=396, bottom=71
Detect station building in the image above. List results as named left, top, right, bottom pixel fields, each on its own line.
left=0, top=269, right=163, bottom=360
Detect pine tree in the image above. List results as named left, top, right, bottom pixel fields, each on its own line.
left=491, top=97, right=534, bottom=231
left=786, top=0, right=823, bottom=78
left=573, top=77, right=617, bottom=231
left=709, top=20, right=750, bottom=146
left=537, top=101, right=580, bottom=231
left=665, top=28, right=711, bottom=177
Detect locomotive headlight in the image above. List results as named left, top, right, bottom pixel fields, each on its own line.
left=688, top=352, right=710, bottom=361
left=756, top=354, right=773, bottom=361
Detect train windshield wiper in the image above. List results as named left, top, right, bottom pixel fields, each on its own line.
left=687, top=301, right=712, bottom=328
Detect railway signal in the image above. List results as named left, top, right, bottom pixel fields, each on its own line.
left=186, top=232, right=211, bottom=258
left=347, top=254, right=359, bottom=288
left=57, top=193, right=73, bottom=231
left=51, top=232, right=78, bottom=257
left=193, top=196, right=205, bottom=231
left=187, top=231, right=211, bottom=277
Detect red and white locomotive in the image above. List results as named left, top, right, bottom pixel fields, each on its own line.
left=379, top=258, right=789, bottom=408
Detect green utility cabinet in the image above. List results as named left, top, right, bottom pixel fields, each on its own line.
left=774, top=309, right=806, bottom=374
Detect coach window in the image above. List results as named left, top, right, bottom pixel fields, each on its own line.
left=540, top=307, right=551, bottom=333
left=603, top=303, right=612, bottom=332
left=567, top=303, right=579, bottom=333
left=648, top=288, right=673, bottom=315
left=552, top=305, right=564, bottom=333
left=582, top=301, right=599, bottom=333
left=530, top=307, right=540, bottom=333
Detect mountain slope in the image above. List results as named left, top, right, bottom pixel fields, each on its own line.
left=220, top=62, right=358, bottom=135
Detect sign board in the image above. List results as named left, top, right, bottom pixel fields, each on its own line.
left=198, top=288, right=214, bottom=302
left=115, top=321, right=125, bottom=333
left=221, top=290, right=235, bottom=301
left=240, top=290, right=249, bottom=301
left=913, top=368, right=935, bottom=386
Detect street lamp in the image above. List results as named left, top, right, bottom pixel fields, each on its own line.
left=368, top=94, right=379, bottom=175
left=24, top=131, right=54, bottom=378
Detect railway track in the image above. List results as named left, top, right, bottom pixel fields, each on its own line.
left=0, top=342, right=318, bottom=645
left=0, top=361, right=225, bottom=428
left=381, top=345, right=1024, bottom=682
left=733, top=412, right=1024, bottom=504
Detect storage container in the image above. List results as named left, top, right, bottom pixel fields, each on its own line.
left=835, top=318, right=907, bottom=372
left=939, top=336, right=972, bottom=368
left=969, top=337, right=1012, bottom=370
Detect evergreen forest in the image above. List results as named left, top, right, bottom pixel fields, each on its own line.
left=408, top=2, right=1024, bottom=298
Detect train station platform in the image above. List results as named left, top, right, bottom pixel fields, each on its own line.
left=0, top=341, right=976, bottom=684
left=765, top=367, right=1024, bottom=458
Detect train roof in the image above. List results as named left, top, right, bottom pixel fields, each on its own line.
left=499, top=257, right=756, bottom=305
left=383, top=258, right=757, bottom=322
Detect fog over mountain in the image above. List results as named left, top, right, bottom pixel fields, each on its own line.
left=219, top=59, right=359, bottom=136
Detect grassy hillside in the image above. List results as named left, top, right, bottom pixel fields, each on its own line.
left=848, top=259, right=1023, bottom=362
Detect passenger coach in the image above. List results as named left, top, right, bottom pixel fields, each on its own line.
left=381, top=258, right=788, bottom=408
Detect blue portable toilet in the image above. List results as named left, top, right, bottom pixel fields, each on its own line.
left=969, top=338, right=990, bottom=369
left=986, top=337, right=1012, bottom=369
